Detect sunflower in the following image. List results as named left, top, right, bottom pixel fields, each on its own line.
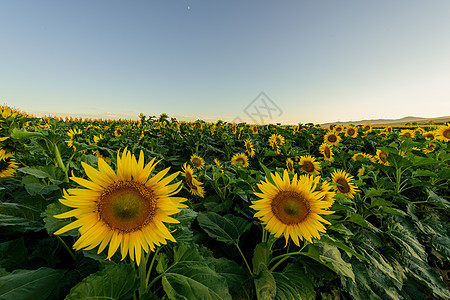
left=244, top=139, right=255, bottom=158
left=286, top=158, right=295, bottom=173
left=93, top=134, right=103, bottom=144
left=414, top=128, right=424, bottom=135
left=0, top=149, right=19, bottom=178
left=231, top=152, right=249, bottom=168
left=334, top=125, right=343, bottom=133
left=251, top=126, right=258, bottom=134
left=351, top=152, right=373, bottom=161
left=190, top=154, right=205, bottom=170
left=345, top=126, right=358, bottom=138
left=270, top=140, right=281, bottom=155
left=376, top=149, right=389, bottom=166
left=324, top=131, right=341, bottom=146
left=251, top=170, right=334, bottom=245
left=331, top=169, right=359, bottom=199
left=423, top=143, right=436, bottom=154
left=298, top=155, right=321, bottom=175
left=67, top=129, right=82, bottom=139
left=114, top=128, right=122, bottom=137
left=400, top=130, right=415, bottom=139
left=385, top=126, right=393, bottom=133
left=424, top=131, right=436, bottom=141
left=363, top=123, right=373, bottom=132
left=312, top=177, right=335, bottom=206
left=214, top=158, right=222, bottom=167
left=357, top=166, right=365, bottom=176
left=54, top=149, right=187, bottom=266
left=269, top=134, right=285, bottom=146
left=436, top=124, right=450, bottom=142
left=181, top=163, right=205, bottom=198
left=319, top=143, right=334, bottom=162
left=328, top=124, right=334, bottom=131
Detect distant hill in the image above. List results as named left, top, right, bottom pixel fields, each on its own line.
left=320, top=116, right=450, bottom=127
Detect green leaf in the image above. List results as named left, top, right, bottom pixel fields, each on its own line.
left=253, top=264, right=276, bottom=300
left=197, top=212, right=250, bottom=245
left=252, top=242, right=272, bottom=273
left=320, top=235, right=368, bottom=262
left=214, top=258, right=250, bottom=294
left=18, top=166, right=64, bottom=184
left=413, top=169, right=437, bottom=177
left=258, top=162, right=276, bottom=185
left=41, top=202, right=79, bottom=236
left=65, top=263, right=138, bottom=300
left=0, top=267, right=65, bottom=300
left=272, top=264, right=315, bottom=300
left=0, top=238, right=28, bottom=270
left=0, top=200, right=44, bottom=232
left=425, top=189, right=450, bottom=209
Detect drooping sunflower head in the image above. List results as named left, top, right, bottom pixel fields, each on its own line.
left=0, top=149, right=19, bottom=178
left=414, top=128, right=424, bottom=135
left=319, top=143, right=334, bottom=162
left=331, top=169, right=359, bottom=199
left=376, top=149, right=389, bottom=166
left=270, top=140, right=281, bottom=155
left=231, top=152, right=249, bottom=168
left=244, top=139, right=255, bottom=158
left=400, top=130, right=415, bottom=139
left=251, top=170, right=334, bottom=245
left=312, top=177, right=336, bottom=206
left=114, top=128, right=123, bottom=137
left=298, top=155, right=321, bottom=175
left=286, top=158, right=294, bottom=173
left=423, top=143, right=436, bottom=154
left=424, top=131, right=436, bottom=141
left=351, top=152, right=373, bottom=161
left=54, top=149, right=187, bottom=266
left=181, top=162, right=205, bottom=198
left=67, top=129, right=82, bottom=139
left=190, top=154, right=205, bottom=170
left=324, top=131, right=341, bottom=146
left=345, top=126, right=358, bottom=138
left=436, top=124, right=450, bottom=142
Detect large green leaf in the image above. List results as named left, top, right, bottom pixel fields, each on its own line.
left=252, top=242, right=272, bottom=273
left=197, top=212, right=250, bottom=245
left=253, top=264, right=276, bottom=300
left=41, top=202, right=79, bottom=236
left=0, top=200, right=45, bottom=232
left=213, top=258, right=250, bottom=294
left=272, top=264, right=315, bottom=300
left=161, top=243, right=232, bottom=300
left=0, top=267, right=65, bottom=300
left=0, top=238, right=28, bottom=270
left=65, top=263, right=138, bottom=300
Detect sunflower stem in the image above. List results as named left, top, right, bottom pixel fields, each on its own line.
left=146, top=247, right=161, bottom=289
left=269, top=256, right=290, bottom=272
left=56, top=236, right=75, bottom=261
left=269, top=242, right=308, bottom=268
left=138, top=250, right=149, bottom=297
left=235, top=243, right=253, bottom=275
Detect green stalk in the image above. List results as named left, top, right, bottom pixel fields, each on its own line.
left=138, top=250, right=149, bottom=297
left=57, top=236, right=75, bottom=261
left=53, top=142, right=69, bottom=182
left=146, top=247, right=161, bottom=287
left=235, top=243, right=253, bottom=275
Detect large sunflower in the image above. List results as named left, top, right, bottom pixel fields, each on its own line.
left=0, top=149, right=19, bottom=178
left=250, top=170, right=334, bottom=245
left=331, top=169, right=359, bottom=199
left=324, top=131, right=341, bottom=146
left=54, top=149, right=187, bottom=266
left=436, top=124, right=450, bottom=142
left=298, top=155, right=321, bottom=175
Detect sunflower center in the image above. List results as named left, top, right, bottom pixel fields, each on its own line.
left=324, top=147, right=331, bottom=158
left=327, top=134, right=337, bottom=143
left=184, top=171, right=194, bottom=187
left=426, top=133, right=435, bottom=140
left=271, top=191, right=310, bottom=225
left=236, top=157, right=245, bottom=164
left=347, top=128, right=355, bottom=136
left=192, top=158, right=202, bottom=167
left=379, top=152, right=388, bottom=162
left=98, top=181, right=156, bottom=232
left=302, top=161, right=314, bottom=173
left=336, top=178, right=350, bottom=193
left=443, top=128, right=450, bottom=139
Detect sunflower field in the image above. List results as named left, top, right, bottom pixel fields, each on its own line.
left=0, top=105, right=449, bottom=300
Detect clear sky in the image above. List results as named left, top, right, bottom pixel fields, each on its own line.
left=1, top=0, right=449, bottom=124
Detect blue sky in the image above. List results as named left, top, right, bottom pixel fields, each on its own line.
left=1, top=0, right=449, bottom=124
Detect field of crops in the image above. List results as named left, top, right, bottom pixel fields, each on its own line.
left=0, top=105, right=449, bottom=299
